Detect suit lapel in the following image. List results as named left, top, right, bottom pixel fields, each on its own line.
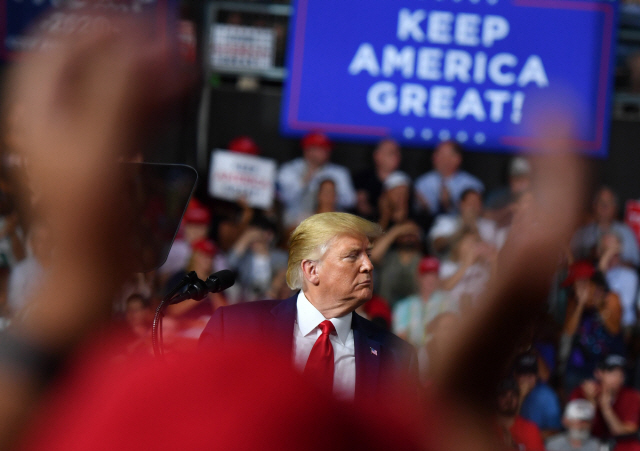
left=353, top=313, right=382, bottom=404
left=269, top=295, right=298, bottom=355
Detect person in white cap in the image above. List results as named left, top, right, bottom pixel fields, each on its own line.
left=277, top=132, right=356, bottom=229
left=378, top=171, right=413, bottom=230
left=546, top=399, right=601, bottom=451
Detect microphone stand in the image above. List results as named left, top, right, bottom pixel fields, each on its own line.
left=152, top=269, right=235, bottom=359
left=152, top=271, right=198, bottom=359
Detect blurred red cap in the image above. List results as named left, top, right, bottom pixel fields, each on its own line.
left=302, top=132, right=332, bottom=151
left=363, top=294, right=392, bottom=327
left=228, top=136, right=260, bottom=155
left=418, top=257, right=439, bottom=274
left=183, top=200, right=211, bottom=225
left=562, top=260, right=596, bottom=287
left=192, top=238, right=216, bottom=257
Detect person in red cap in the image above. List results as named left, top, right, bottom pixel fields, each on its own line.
left=562, top=260, right=624, bottom=393
left=191, top=238, right=217, bottom=264
left=392, top=256, right=449, bottom=351
left=227, top=135, right=260, bottom=155
left=355, top=293, right=393, bottom=330
left=158, top=199, right=212, bottom=285
left=277, top=131, right=356, bottom=229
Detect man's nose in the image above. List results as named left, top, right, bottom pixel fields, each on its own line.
left=361, top=255, right=373, bottom=272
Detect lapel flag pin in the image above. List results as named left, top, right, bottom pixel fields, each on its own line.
left=370, top=347, right=377, bottom=356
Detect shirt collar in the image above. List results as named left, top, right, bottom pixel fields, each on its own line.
left=296, top=291, right=352, bottom=345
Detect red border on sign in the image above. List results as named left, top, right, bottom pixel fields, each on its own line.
left=499, top=0, right=615, bottom=151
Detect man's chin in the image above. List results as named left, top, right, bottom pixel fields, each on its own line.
left=339, top=288, right=373, bottom=314
left=354, top=289, right=373, bottom=305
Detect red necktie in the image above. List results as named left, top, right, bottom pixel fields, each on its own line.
left=303, top=320, right=336, bottom=394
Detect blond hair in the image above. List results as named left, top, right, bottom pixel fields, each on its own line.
left=286, top=212, right=382, bottom=289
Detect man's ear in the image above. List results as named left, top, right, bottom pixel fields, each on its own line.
left=301, top=259, right=320, bottom=286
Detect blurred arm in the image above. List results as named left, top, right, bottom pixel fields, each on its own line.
left=0, top=14, right=189, bottom=448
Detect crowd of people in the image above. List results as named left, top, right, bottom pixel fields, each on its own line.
left=0, top=126, right=636, bottom=448
left=1, top=9, right=638, bottom=450
left=2, top=127, right=640, bottom=449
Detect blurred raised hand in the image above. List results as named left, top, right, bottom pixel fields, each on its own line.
left=0, top=10, right=190, bottom=447
left=0, top=10, right=590, bottom=451
left=429, top=132, right=585, bottom=451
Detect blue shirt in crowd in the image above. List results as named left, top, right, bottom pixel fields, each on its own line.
left=414, top=170, right=484, bottom=215
left=520, top=382, right=562, bottom=431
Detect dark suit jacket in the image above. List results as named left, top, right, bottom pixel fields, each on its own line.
left=199, top=294, right=417, bottom=404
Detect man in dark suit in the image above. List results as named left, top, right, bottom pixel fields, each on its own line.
left=200, top=212, right=417, bottom=403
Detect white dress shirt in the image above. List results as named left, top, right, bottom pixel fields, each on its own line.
left=293, top=291, right=356, bottom=401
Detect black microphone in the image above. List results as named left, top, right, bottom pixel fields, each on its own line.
left=203, top=269, right=235, bottom=293
left=174, top=271, right=200, bottom=292
left=170, top=270, right=235, bottom=304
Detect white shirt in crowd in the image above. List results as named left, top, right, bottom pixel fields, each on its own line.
left=293, top=291, right=356, bottom=401
left=277, top=158, right=356, bottom=227
left=439, top=260, right=491, bottom=309
left=605, top=266, right=638, bottom=327
left=414, top=170, right=484, bottom=215
left=428, top=214, right=501, bottom=249
left=7, top=257, right=45, bottom=313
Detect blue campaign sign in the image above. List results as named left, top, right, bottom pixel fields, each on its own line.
left=280, top=0, right=617, bottom=156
